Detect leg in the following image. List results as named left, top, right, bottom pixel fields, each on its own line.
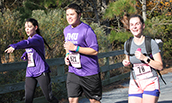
left=128, top=97, right=142, bottom=103
left=25, top=77, right=37, bottom=103
left=81, top=73, right=102, bottom=102
left=37, top=73, right=58, bottom=103
left=68, top=97, right=79, bottom=103
left=67, top=73, right=82, bottom=103
left=142, top=77, right=160, bottom=103
left=89, top=99, right=101, bottom=103
left=142, top=94, right=159, bottom=103
left=128, top=79, right=143, bottom=103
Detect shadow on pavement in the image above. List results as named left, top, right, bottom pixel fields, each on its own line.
left=115, top=100, right=172, bottom=103
left=115, top=100, right=128, bottom=103
left=158, top=101, right=172, bottom=103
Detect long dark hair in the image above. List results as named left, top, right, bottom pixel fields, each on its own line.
left=25, top=18, right=52, bottom=50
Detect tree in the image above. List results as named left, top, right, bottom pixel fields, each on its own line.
left=136, top=0, right=172, bottom=18
left=0, top=10, right=23, bottom=64
left=142, top=0, right=147, bottom=21
left=103, top=0, right=136, bottom=31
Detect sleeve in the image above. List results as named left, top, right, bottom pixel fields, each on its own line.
left=9, top=37, right=42, bottom=49
left=124, top=41, right=128, bottom=55
left=151, top=39, right=161, bottom=55
left=85, top=27, right=99, bottom=52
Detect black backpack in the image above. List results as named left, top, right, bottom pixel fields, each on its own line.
left=125, top=36, right=166, bottom=85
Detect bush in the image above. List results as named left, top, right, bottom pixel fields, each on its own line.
left=108, top=30, right=132, bottom=50
left=144, top=15, right=172, bottom=60
left=31, top=9, right=68, bottom=58
left=0, top=9, right=25, bottom=63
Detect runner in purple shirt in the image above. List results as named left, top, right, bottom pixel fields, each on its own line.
left=5, top=18, right=58, bottom=103
left=63, top=3, right=102, bottom=103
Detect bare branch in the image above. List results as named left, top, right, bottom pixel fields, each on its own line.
left=27, top=1, right=45, bottom=9
left=137, top=0, right=143, bottom=4
left=148, top=1, right=160, bottom=16
left=101, top=25, right=121, bottom=32
left=11, top=0, right=17, bottom=6
left=152, top=23, right=172, bottom=27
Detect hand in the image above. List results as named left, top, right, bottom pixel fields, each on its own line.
left=135, top=51, right=146, bottom=61
left=122, top=59, right=130, bottom=66
left=4, top=47, right=15, bottom=53
left=64, top=56, right=70, bottom=65
left=64, top=41, right=76, bottom=51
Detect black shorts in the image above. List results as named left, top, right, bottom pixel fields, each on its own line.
left=66, top=72, right=102, bottom=101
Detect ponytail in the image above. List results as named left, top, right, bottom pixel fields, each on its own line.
left=36, top=28, right=52, bottom=50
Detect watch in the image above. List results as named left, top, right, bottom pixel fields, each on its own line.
left=146, top=58, right=150, bottom=63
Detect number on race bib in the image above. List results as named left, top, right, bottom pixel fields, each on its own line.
left=69, top=52, right=81, bottom=68
left=133, top=65, right=153, bottom=79
left=27, top=53, right=35, bottom=67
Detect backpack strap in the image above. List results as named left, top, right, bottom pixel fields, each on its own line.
left=126, top=37, right=134, bottom=56
left=144, top=36, right=152, bottom=57
left=157, top=69, right=166, bottom=85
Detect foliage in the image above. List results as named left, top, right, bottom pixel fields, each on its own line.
left=0, top=9, right=25, bottom=63
left=144, top=15, right=172, bottom=59
left=13, top=0, right=69, bottom=23
left=15, top=0, right=46, bottom=23
left=31, top=9, right=68, bottom=58
left=108, top=30, right=132, bottom=50
left=136, top=0, right=172, bottom=17
left=89, top=22, right=110, bottom=52
left=103, top=0, right=136, bottom=19
left=108, top=30, right=132, bottom=43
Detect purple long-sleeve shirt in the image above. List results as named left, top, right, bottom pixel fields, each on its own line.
left=9, top=34, right=50, bottom=77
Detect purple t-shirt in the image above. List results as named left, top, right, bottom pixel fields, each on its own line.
left=64, top=22, right=100, bottom=76
left=9, top=34, right=50, bottom=77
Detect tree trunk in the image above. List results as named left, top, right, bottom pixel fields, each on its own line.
left=142, top=0, right=147, bottom=21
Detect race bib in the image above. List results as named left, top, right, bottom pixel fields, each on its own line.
left=133, top=64, right=153, bottom=80
left=69, top=52, right=81, bottom=68
left=27, top=53, right=35, bottom=67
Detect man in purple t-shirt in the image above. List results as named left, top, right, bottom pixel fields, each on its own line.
left=63, top=3, right=102, bottom=103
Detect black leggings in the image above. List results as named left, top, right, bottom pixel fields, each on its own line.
left=25, top=72, right=58, bottom=103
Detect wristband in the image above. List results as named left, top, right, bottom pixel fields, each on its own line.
left=75, top=46, right=80, bottom=52
left=65, top=53, right=69, bottom=56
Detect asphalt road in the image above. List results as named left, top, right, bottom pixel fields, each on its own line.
left=79, top=73, right=172, bottom=103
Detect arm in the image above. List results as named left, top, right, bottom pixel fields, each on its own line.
left=122, top=54, right=131, bottom=66
left=144, top=53, right=163, bottom=70
left=9, top=35, right=42, bottom=50
left=4, top=46, right=15, bottom=53
left=135, top=39, right=163, bottom=71
left=78, top=27, right=98, bottom=55
left=64, top=49, right=70, bottom=65
left=64, top=41, right=98, bottom=55
left=5, top=35, right=42, bottom=53
left=135, top=51, right=163, bottom=70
